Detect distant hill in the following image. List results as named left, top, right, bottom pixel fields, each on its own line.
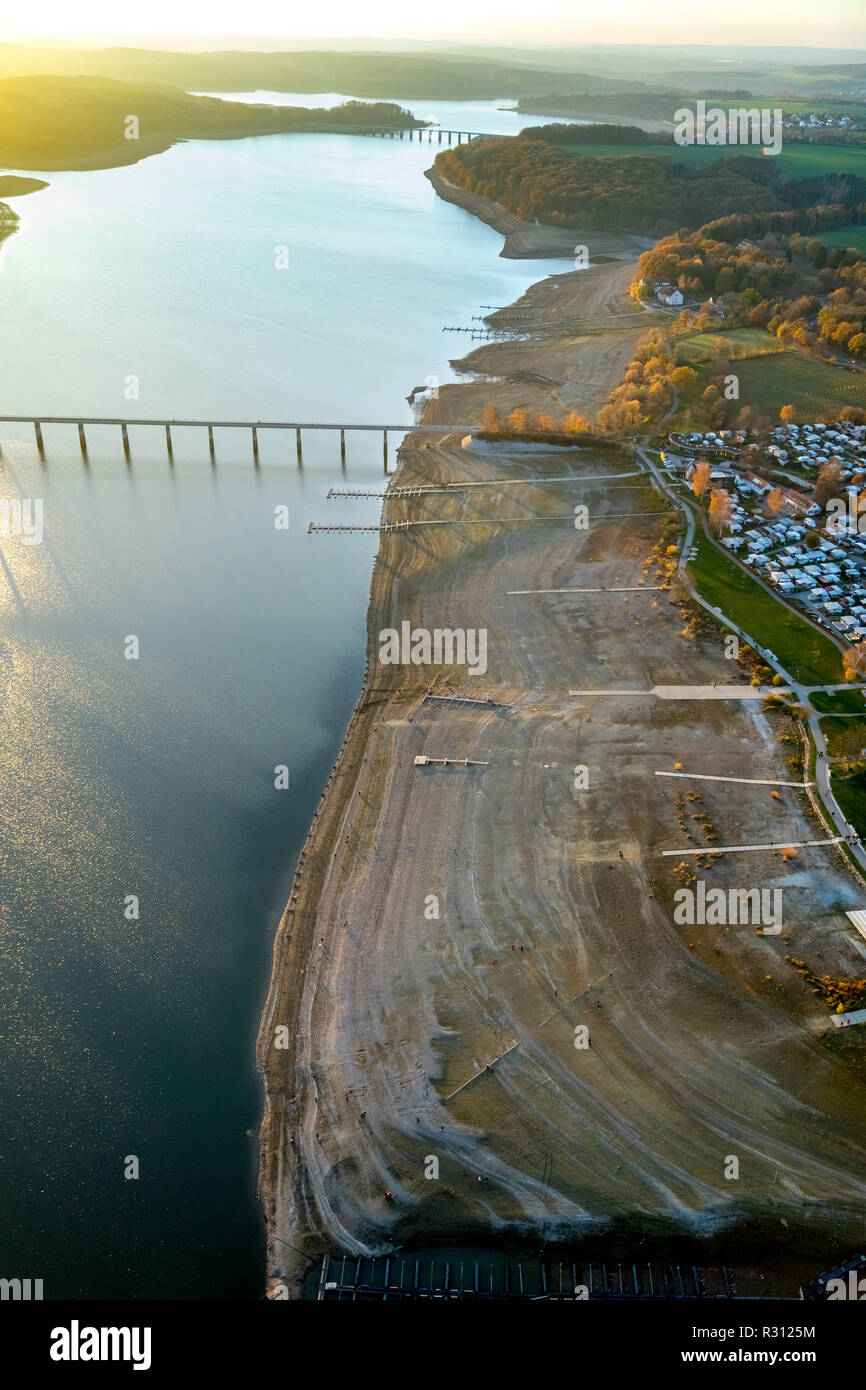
left=0, top=45, right=629, bottom=99
left=0, top=76, right=421, bottom=171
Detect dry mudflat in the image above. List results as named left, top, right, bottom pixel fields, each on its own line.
left=258, top=433, right=866, bottom=1297
left=420, top=179, right=659, bottom=428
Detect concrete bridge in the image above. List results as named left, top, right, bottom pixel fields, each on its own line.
left=317, top=125, right=497, bottom=144
left=0, top=416, right=479, bottom=467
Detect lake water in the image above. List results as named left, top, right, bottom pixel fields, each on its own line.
left=0, top=98, right=566, bottom=1298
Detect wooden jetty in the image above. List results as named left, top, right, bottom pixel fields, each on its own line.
left=306, top=520, right=411, bottom=534
left=422, top=692, right=507, bottom=709
left=413, top=754, right=490, bottom=768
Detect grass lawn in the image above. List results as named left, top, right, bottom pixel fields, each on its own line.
left=827, top=761, right=866, bottom=836
left=734, top=350, right=866, bottom=418
left=560, top=142, right=866, bottom=179
left=678, top=327, right=786, bottom=364
left=811, top=689, right=866, bottom=714
left=814, top=224, right=866, bottom=255
left=688, top=531, right=843, bottom=685
left=821, top=715, right=866, bottom=759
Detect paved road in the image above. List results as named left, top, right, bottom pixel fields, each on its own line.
left=651, top=449, right=847, bottom=656
left=635, top=444, right=866, bottom=880
left=568, top=685, right=793, bottom=699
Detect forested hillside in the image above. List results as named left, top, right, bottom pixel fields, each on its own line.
left=433, top=136, right=866, bottom=235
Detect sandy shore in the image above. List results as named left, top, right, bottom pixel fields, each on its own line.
left=426, top=167, right=650, bottom=261
left=258, top=428, right=866, bottom=1299
left=256, top=183, right=866, bottom=1301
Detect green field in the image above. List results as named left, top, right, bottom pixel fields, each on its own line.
left=812, top=689, right=866, bottom=714
left=678, top=327, right=786, bottom=364
left=820, top=715, right=866, bottom=760
left=815, top=224, right=866, bottom=254
left=827, top=762, right=866, bottom=836
left=735, top=350, right=866, bottom=417
left=561, top=141, right=866, bottom=179
left=688, top=531, right=843, bottom=685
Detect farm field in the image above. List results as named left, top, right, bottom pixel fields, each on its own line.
left=735, top=350, right=866, bottom=417
left=560, top=142, right=866, bottom=178
left=815, top=224, right=866, bottom=254
left=678, top=327, right=786, bottom=364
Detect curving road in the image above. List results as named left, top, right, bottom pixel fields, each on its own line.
left=636, top=444, right=866, bottom=881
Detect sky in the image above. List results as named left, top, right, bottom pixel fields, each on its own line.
left=0, top=0, right=862, bottom=48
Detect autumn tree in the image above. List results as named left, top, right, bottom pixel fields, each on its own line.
left=479, top=403, right=501, bottom=433
left=708, top=488, right=734, bottom=533
left=670, top=365, right=699, bottom=391
left=563, top=411, right=589, bottom=433
left=814, top=458, right=846, bottom=508
left=507, top=408, right=528, bottom=433
left=692, top=459, right=711, bottom=498
left=843, top=645, right=866, bottom=681
left=536, top=412, right=554, bottom=433
left=766, top=487, right=786, bottom=515
left=779, top=404, right=796, bottom=423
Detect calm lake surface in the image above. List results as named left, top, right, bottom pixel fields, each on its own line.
left=0, top=98, right=567, bottom=1298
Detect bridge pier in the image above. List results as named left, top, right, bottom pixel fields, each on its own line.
left=448, top=131, right=453, bottom=144
left=340, top=427, right=346, bottom=464
left=383, top=428, right=388, bottom=470
left=296, top=427, right=303, bottom=466
left=208, top=425, right=215, bottom=458
left=121, top=422, right=130, bottom=458
left=165, top=424, right=173, bottom=457
left=252, top=425, right=259, bottom=461
left=78, top=422, right=87, bottom=454
left=34, top=421, right=44, bottom=454
left=437, top=130, right=442, bottom=143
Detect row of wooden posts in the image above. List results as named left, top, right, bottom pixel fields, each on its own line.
left=30, top=421, right=393, bottom=466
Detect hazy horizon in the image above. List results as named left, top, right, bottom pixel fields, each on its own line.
left=0, top=0, right=862, bottom=50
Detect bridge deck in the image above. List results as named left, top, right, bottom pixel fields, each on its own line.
left=0, top=417, right=476, bottom=431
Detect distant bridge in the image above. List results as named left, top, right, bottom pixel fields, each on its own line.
left=315, top=124, right=497, bottom=144
left=0, top=416, right=479, bottom=467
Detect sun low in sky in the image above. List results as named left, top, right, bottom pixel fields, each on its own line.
left=1, top=0, right=862, bottom=48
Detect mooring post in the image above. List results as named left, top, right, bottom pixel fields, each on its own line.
left=383, top=428, right=388, bottom=470
left=208, top=425, right=215, bottom=457
left=340, top=427, right=346, bottom=464
left=252, top=425, right=259, bottom=460
left=34, top=421, right=44, bottom=453
left=121, top=422, right=130, bottom=457
left=165, top=423, right=173, bottom=456
left=296, top=427, right=303, bottom=465
left=78, top=422, right=87, bottom=453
